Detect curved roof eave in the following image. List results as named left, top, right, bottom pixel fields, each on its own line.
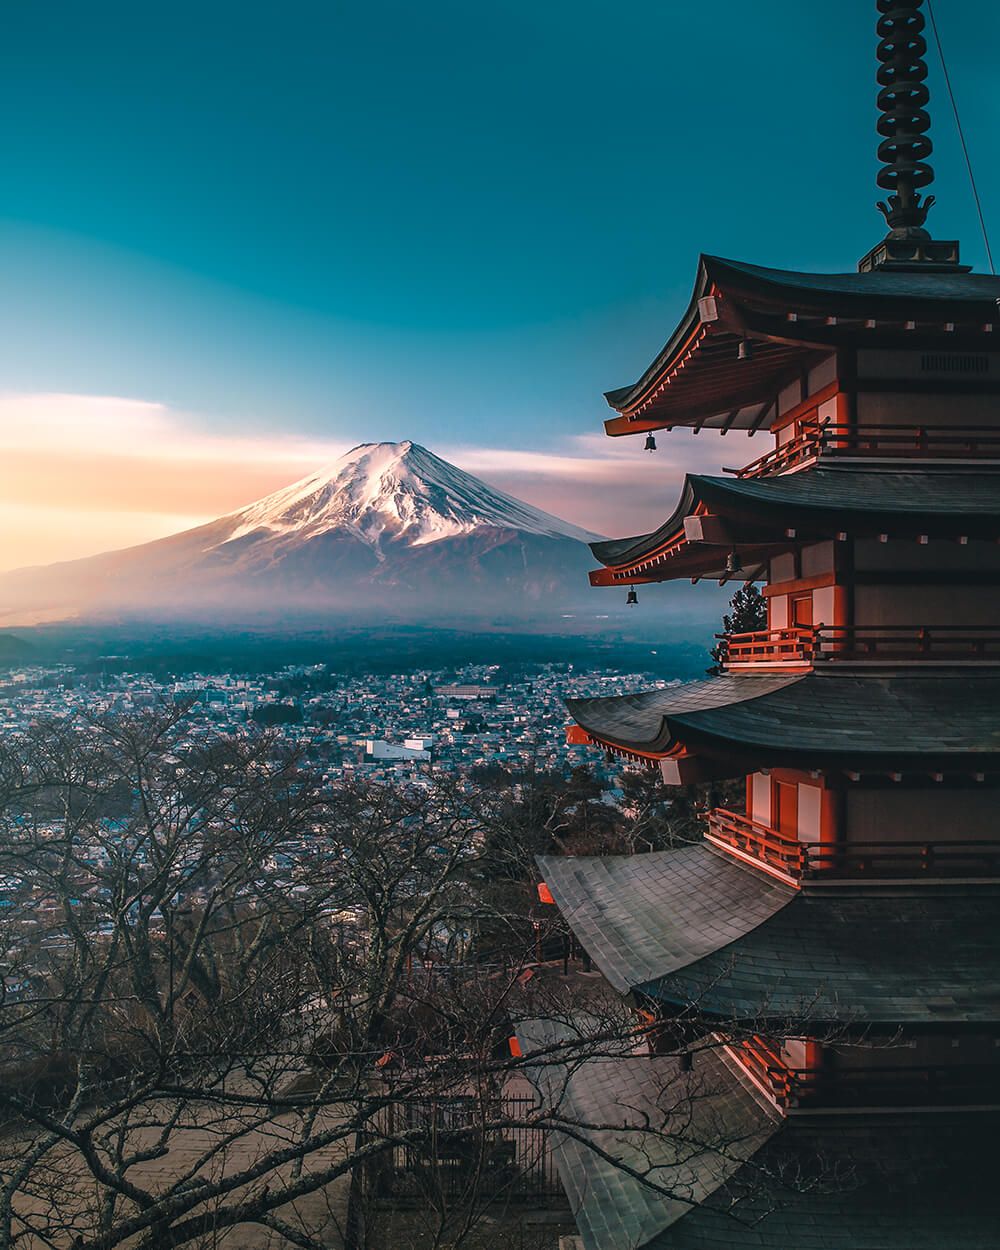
left=603, top=256, right=713, bottom=414
left=642, top=890, right=1000, bottom=1023
left=589, top=477, right=699, bottom=567
left=602, top=254, right=1000, bottom=421
left=566, top=674, right=1000, bottom=765
left=591, top=470, right=1000, bottom=575
left=666, top=673, right=1000, bottom=766
left=563, top=675, right=801, bottom=756
left=536, top=844, right=795, bottom=994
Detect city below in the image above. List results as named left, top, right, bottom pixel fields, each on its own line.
left=1, top=656, right=678, bottom=794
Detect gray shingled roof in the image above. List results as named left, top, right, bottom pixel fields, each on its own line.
left=566, top=673, right=1000, bottom=765
left=536, top=844, right=795, bottom=994
left=564, top=675, right=800, bottom=755
left=712, top=255, right=1000, bottom=303
left=520, top=1014, right=1000, bottom=1250
left=651, top=1112, right=1000, bottom=1249
left=516, top=1018, right=778, bottom=1250
left=644, top=888, right=1000, bottom=1023
left=604, top=254, right=1000, bottom=417
left=540, top=848, right=1000, bottom=1023
left=694, top=469, right=1000, bottom=520
left=590, top=470, right=1000, bottom=569
left=668, top=674, right=1000, bottom=764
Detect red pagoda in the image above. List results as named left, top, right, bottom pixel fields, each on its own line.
left=532, top=3, right=1000, bottom=1246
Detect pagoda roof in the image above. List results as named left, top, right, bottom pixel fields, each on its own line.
left=519, top=1011, right=1000, bottom=1250
left=697, top=256, right=1000, bottom=307
left=648, top=888, right=1000, bottom=1023
left=604, top=254, right=1000, bottom=435
left=516, top=1016, right=778, bottom=1250
left=538, top=845, right=1000, bottom=1024
left=652, top=1112, right=1000, bottom=1249
left=536, top=843, right=795, bottom=994
left=590, top=469, right=1000, bottom=583
left=565, top=673, right=1000, bottom=770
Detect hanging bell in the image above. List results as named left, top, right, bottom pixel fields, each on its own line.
left=725, top=550, right=739, bottom=575
left=738, top=338, right=753, bottom=361
left=644, top=433, right=657, bottom=452
left=626, top=586, right=639, bottom=606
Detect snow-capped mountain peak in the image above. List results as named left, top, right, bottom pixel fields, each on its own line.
left=218, top=441, right=600, bottom=551
left=0, top=440, right=603, bottom=625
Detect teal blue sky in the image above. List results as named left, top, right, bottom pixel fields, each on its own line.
left=1, top=0, right=998, bottom=568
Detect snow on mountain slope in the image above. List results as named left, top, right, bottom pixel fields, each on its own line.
left=0, top=441, right=604, bottom=624
left=218, top=441, right=600, bottom=551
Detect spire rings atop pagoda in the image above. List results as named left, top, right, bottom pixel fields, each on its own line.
left=875, top=0, right=936, bottom=236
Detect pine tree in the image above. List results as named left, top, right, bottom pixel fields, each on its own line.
left=707, top=583, right=766, bottom=674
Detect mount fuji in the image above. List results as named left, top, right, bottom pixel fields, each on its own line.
left=0, top=442, right=605, bottom=625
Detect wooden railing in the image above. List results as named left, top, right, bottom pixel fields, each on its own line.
left=721, top=627, right=813, bottom=665
left=707, top=808, right=1000, bottom=880
left=721, top=625, right=1000, bottom=667
left=733, top=422, right=1000, bottom=478
left=735, top=1037, right=1000, bottom=1109
left=706, top=807, right=808, bottom=876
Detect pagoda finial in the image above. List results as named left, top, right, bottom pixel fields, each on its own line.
left=859, top=0, right=965, bottom=272
left=875, top=0, right=934, bottom=239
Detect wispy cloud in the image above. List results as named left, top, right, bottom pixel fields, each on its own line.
left=0, top=392, right=765, bottom=571
left=443, top=430, right=760, bottom=538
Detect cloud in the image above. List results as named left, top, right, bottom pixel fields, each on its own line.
left=0, top=393, right=350, bottom=569
left=0, top=391, right=766, bottom=571
left=443, top=429, right=762, bottom=538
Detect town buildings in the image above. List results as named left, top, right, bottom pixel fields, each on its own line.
left=535, top=2, right=1000, bottom=1245
left=0, top=660, right=643, bottom=790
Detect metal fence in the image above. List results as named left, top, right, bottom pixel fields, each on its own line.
left=365, top=1093, right=566, bottom=1208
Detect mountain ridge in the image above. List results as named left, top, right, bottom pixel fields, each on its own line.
left=0, top=441, right=604, bottom=625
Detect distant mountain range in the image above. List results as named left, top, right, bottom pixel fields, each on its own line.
left=0, top=442, right=605, bottom=626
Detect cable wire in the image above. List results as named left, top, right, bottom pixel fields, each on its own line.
left=925, top=0, right=995, bottom=273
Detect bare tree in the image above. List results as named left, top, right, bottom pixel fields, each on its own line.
left=0, top=709, right=832, bottom=1250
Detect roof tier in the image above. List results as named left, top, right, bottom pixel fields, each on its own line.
left=538, top=845, right=1000, bottom=1024
left=534, top=843, right=795, bottom=994
left=564, top=672, right=1000, bottom=772
left=518, top=1013, right=1000, bottom=1250
left=651, top=1110, right=1000, bottom=1249
left=588, top=468, right=1000, bottom=585
left=516, top=1017, right=778, bottom=1250
left=605, top=255, right=1000, bottom=436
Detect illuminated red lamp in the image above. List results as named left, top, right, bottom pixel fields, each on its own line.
left=509, top=1036, right=523, bottom=1058
left=537, top=882, right=555, bottom=904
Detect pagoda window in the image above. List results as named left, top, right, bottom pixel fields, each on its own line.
left=796, top=783, right=823, bottom=844
left=749, top=772, right=771, bottom=825
left=790, top=594, right=813, bottom=629
left=773, top=780, right=797, bottom=842
left=768, top=595, right=788, bottom=631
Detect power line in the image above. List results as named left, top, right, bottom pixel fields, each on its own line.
left=925, top=0, right=995, bottom=274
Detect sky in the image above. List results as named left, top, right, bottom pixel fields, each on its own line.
left=1, top=0, right=998, bottom=571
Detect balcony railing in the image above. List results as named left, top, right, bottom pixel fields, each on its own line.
left=733, top=422, right=1000, bottom=479
left=720, top=625, right=1000, bottom=667
left=735, top=1037, right=1000, bottom=1109
left=707, top=807, right=808, bottom=876
left=706, top=807, right=1000, bottom=880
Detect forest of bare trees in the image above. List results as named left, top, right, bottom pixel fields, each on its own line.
left=0, top=706, right=818, bottom=1249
